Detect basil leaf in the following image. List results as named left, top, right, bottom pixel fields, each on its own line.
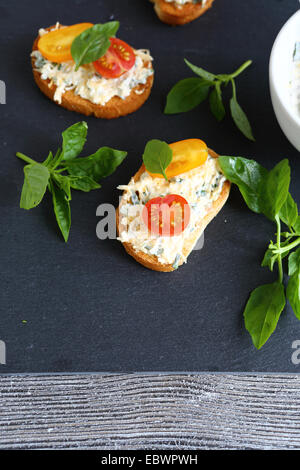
left=259, top=159, right=291, bottom=221
left=293, top=216, right=300, bottom=233
left=53, top=174, right=71, bottom=201
left=209, top=83, right=225, bottom=122
left=184, top=59, right=216, bottom=82
left=69, top=176, right=101, bottom=192
left=287, top=269, right=300, bottom=320
left=142, top=139, right=172, bottom=181
left=243, top=282, right=286, bottom=349
left=218, top=156, right=268, bottom=213
left=71, top=22, right=119, bottom=70
left=49, top=179, right=71, bottom=243
left=61, top=122, right=88, bottom=162
left=279, top=193, right=298, bottom=227
left=20, top=163, right=50, bottom=210
left=230, top=97, right=255, bottom=141
left=164, top=78, right=211, bottom=114
left=289, top=248, right=300, bottom=276
left=261, top=249, right=277, bottom=272
left=65, top=147, right=127, bottom=182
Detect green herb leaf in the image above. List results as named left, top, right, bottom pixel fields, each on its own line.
left=279, top=193, right=298, bottom=228
left=164, top=78, right=211, bottom=114
left=289, top=247, right=300, bottom=276
left=261, top=248, right=277, bottom=271
left=209, top=83, right=225, bottom=122
left=20, top=163, right=50, bottom=210
left=69, top=176, right=101, bottom=192
left=65, top=147, right=127, bottom=182
left=53, top=174, right=72, bottom=201
left=60, top=121, right=88, bottom=162
left=259, top=159, right=291, bottom=221
left=287, top=269, right=300, bottom=320
left=142, top=139, right=173, bottom=181
left=71, top=22, right=119, bottom=70
left=218, top=156, right=268, bottom=213
left=293, top=216, right=300, bottom=233
left=244, top=282, right=286, bottom=349
left=184, top=59, right=216, bottom=82
left=230, top=96, right=255, bottom=141
left=49, top=179, right=71, bottom=243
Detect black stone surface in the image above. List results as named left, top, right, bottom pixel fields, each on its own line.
left=0, top=0, right=299, bottom=373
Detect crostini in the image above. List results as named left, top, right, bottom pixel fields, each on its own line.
left=117, top=139, right=230, bottom=272
left=31, top=22, right=154, bottom=119
left=151, top=0, right=215, bottom=26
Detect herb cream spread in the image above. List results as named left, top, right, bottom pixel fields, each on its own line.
left=117, top=155, right=225, bottom=268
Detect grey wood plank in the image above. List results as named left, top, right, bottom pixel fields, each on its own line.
left=0, top=374, right=300, bottom=450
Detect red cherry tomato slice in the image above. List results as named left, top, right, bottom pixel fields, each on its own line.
left=110, top=38, right=135, bottom=71
left=93, top=52, right=122, bottom=79
left=93, top=37, right=135, bottom=79
left=142, top=195, right=191, bottom=237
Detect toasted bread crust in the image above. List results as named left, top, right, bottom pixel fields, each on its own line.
left=116, top=149, right=230, bottom=272
left=151, top=0, right=215, bottom=25
left=31, top=27, right=154, bottom=119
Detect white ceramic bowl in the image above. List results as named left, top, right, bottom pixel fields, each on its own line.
left=270, top=9, right=300, bottom=151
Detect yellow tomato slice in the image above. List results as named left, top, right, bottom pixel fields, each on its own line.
left=147, top=139, right=208, bottom=179
left=37, top=23, right=94, bottom=63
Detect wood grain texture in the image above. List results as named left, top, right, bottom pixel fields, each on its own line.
left=1, top=374, right=300, bottom=450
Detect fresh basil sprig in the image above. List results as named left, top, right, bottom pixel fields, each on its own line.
left=142, top=139, right=173, bottom=181
left=71, top=22, right=119, bottom=70
left=165, top=59, right=255, bottom=141
left=16, top=122, right=127, bottom=242
left=219, top=156, right=300, bottom=349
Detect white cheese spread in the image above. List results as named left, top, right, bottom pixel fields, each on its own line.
left=32, top=26, right=154, bottom=106
left=117, top=155, right=226, bottom=268
left=38, top=22, right=61, bottom=37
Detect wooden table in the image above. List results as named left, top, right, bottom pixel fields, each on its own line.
left=1, top=373, right=300, bottom=449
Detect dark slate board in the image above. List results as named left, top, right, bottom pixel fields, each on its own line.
left=0, top=0, right=300, bottom=373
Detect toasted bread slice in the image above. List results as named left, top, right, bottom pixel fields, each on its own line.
left=116, top=149, right=230, bottom=272
left=31, top=27, right=154, bottom=119
left=151, top=0, right=215, bottom=25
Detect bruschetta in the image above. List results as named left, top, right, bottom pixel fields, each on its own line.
left=117, top=139, right=230, bottom=272
left=151, top=0, right=215, bottom=26
left=31, top=23, right=154, bottom=119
